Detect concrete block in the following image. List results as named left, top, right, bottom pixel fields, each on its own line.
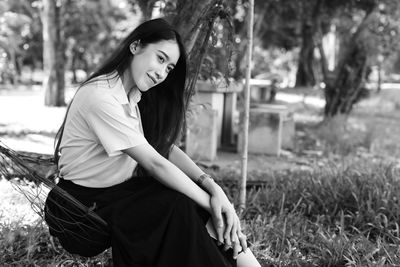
left=193, top=81, right=241, bottom=149
left=186, top=107, right=218, bottom=161
left=193, top=91, right=224, bottom=147
left=238, top=104, right=295, bottom=156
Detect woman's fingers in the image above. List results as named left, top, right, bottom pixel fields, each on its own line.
left=234, top=215, right=248, bottom=252
left=210, top=199, right=224, bottom=243
left=238, top=231, right=248, bottom=252
left=223, top=243, right=230, bottom=251
left=223, top=210, right=234, bottom=246
left=232, top=237, right=241, bottom=259
left=231, top=216, right=239, bottom=245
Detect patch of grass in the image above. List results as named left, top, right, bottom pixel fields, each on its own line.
left=225, top=162, right=400, bottom=266
left=0, top=219, right=112, bottom=266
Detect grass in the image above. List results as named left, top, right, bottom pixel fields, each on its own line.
left=0, top=219, right=112, bottom=266
left=2, top=162, right=400, bottom=266
left=235, top=163, right=400, bottom=266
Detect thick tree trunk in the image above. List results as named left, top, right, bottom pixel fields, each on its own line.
left=42, top=0, right=65, bottom=107
left=324, top=43, right=368, bottom=117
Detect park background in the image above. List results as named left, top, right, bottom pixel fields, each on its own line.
left=2, top=0, right=400, bottom=266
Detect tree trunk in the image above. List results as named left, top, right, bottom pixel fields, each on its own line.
left=377, top=62, right=382, bottom=93
left=295, top=0, right=324, bottom=88
left=170, top=0, right=213, bottom=51
left=136, top=0, right=157, bottom=22
left=184, top=11, right=216, bottom=98
left=71, top=54, right=78, bottom=84
left=295, top=21, right=316, bottom=87
left=9, top=48, right=18, bottom=85
left=323, top=9, right=375, bottom=118
left=324, top=43, right=368, bottom=117
left=42, top=0, right=65, bottom=107
left=168, top=0, right=227, bottom=98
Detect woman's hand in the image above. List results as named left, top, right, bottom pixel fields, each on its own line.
left=209, top=185, right=247, bottom=258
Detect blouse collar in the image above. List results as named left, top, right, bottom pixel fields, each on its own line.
left=106, top=72, right=142, bottom=105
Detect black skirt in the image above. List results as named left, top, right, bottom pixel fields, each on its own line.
left=45, top=176, right=237, bottom=267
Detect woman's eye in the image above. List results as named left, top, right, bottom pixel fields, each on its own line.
left=166, top=66, right=173, bottom=73
left=158, top=56, right=165, bottom=63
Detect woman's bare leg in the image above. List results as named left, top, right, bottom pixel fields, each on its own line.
left=206, top=219, right=261, bottom=267
left=236, top=249, right=261, bottom=267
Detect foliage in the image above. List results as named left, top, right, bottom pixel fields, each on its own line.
left=62, top=0, right=134, bottom=76
left=251, top=46, right=298, bottom=86
left=0, top=0, right=136, bottom=85
left=0, top=0, right=40, bottom=84
left=162, top=0, right=238, bottom=87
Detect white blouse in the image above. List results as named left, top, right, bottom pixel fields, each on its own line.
left=59, top=73, right=148, bottom=187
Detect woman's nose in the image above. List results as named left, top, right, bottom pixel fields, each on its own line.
left=155, top=72, right=161, bottom=80
left=155, top=68, right=167, bottom=81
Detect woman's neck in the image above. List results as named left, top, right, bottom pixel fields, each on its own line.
left=121, top=68, right=137, bottom=95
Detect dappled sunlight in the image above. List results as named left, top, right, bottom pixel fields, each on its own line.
left=0, top=87, right=72, bottom=154
left=0, top=94, right=66, bottom=136
left=0, top=134, right=55, bottom=155
left=0, top=179, right=42, bottom=225
left=276, top=92, right=325, bottom=108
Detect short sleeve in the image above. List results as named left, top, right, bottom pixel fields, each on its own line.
left=85, top=96, right=148, bottom=156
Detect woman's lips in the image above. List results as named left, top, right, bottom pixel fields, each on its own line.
left=147, top=74, right=156, bottom=84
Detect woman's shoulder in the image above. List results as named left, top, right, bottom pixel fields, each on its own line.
left=76, top=75, right=113, bottom=103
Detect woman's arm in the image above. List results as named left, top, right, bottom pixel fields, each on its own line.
left=122, top=144, right=213, bottom=213
left=168, top=145, right=218, bottom=194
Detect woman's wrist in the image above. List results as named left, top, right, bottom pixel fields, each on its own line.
left=196, top=173, right=220, bottom=195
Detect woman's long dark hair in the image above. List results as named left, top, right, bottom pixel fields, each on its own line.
left=54, top=18, right=190, bottom=175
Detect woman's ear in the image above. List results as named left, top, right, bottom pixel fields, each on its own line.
left=129, top=40, right=141, bottom=54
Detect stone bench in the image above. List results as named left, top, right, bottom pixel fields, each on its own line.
left=238, top=104, right=295, bottom=156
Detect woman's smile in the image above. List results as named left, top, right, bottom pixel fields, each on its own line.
left=147, top=73, right=156, bottom=84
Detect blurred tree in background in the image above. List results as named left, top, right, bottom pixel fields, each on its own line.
left=42, top=0, right=65, bottom=106
left=320, top=0, right=400, bottom=117
left=0, top=0, right=38, bottom=85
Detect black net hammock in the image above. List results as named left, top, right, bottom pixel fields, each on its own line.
left=0, top=139, right=109, bottom=256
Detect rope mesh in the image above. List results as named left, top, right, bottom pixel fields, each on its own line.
left=0, top=140, right=109, bottom=255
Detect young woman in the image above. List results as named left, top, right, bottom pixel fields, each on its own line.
left=45, top=18, right=261, bottom=267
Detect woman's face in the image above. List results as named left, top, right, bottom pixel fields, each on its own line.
left=130, top=39, right=180, bottom=92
